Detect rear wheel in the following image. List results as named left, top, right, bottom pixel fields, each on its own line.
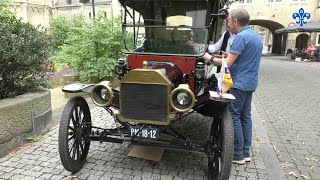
left=208, top=108, right=234, bottom=180
left=58, top=96, right=92, bottom=172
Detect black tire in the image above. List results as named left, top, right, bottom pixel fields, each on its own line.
left=208, top=108, right=234, bottom=180
left=58, top=96, right=92, bottom=172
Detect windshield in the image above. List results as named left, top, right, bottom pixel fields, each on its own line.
left=125, top=26, right=207, bottom=55
left=121, top=0, right=209, bottom=56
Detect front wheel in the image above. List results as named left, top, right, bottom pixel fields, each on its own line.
left=208, top=108, right=234, bottom=180
left=58, top=96, right=92, bottom=172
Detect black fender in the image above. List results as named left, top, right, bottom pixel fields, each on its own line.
left=61, top=83, right=94, bottom=94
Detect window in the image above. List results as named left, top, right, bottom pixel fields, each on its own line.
left=104, top=12, right=107, bottom=18
left=66, top=0, right=72, bottom=5
left=268, top=0, right=282, bottom=2
left=124, top=0, right=209, bottom=56
left=166, top=16, right=193, bottom=26
left=89, top=12, right=91, bottom=18
left=239, top=0, right=252, bottom=3
left=317, top=34, right=320, bottom=46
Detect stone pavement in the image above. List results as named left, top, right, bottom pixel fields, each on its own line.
left=253, top=55, right=320, bottom=179
left=2, top=54, right=311, bottom=180
left=0, top=105, right=273, bottom=180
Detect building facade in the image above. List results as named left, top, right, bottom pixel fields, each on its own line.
left=12, top=0, right=54, bottom=28
left=11, top=0, right=122, bottom=28
left=230, top=0, right=320, bottom=54
left=12, top=0, right=320, bottom=54
left=53, top=0, right=122, bottom=21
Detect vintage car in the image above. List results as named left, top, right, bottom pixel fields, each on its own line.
left=58, top=0, right=234, bottom=179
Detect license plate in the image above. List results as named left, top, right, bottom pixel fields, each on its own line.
left=129, top=126, right=160, bottom=139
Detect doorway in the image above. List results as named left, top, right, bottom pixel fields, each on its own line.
left=295, top=34, right=309, bottom=49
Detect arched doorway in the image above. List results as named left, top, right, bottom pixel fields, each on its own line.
left=249, top=20, right=285, bottom=54
left=295, top=34, right=309, bottom=49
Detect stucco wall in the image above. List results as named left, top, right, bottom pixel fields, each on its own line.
left=0, top=89, right=52, bottom=157
left=231, top=0, right=319, bottom=49
left=11, top=0, right=122, bottom=28
left=232, top=0, right=316, bottom=25
left=12, top=0, right=53, bottom=28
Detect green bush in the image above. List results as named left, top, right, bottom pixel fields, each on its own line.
left=0, top=0, right=13, bottom=17
left=49, top=17, right=72, bottom=52
left=0, top=15, right=51, bottom=99
left=50, top=15, right=132, bottom=81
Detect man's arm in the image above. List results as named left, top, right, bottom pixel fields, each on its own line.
left=214, top=53, right=238, bottom=67
left=207, top=32, right=225, bottom=53
left=202, top=52, right=238, bottom=67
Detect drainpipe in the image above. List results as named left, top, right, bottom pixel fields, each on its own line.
left=92, top=0, right=95, bottom=19
left=306, top=32, right=312, bottom=46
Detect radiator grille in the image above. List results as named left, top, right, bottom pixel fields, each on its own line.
left=120, top=83, right=168, bottom=122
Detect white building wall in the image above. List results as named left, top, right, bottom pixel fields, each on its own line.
left=13, top=0, right=320, bottom=49
left=231, top=0, right=319, bottom=49
left=11, top=0, right=122, bottom=28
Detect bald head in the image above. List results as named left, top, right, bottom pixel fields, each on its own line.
left=229, top=9, right=250, bottom=26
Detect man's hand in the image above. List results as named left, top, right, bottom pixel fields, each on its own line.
left=214, top=51, right=228, bottom=58
left=221, top=51, right=229, bottom=58
left=202, top=51, right=239, bottom=67
left=203, top=51, right=228, bottom=60
left=202, top=53, right=221, bottom=65
left=202, top=52, right=212, bottom=61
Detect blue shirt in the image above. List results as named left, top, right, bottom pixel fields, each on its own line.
left=229, top=26, right=263, bottom=91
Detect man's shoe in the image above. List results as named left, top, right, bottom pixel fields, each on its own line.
left=244, top=157, right=251, bottom=162
left=232, top=159, right=245, bottom=165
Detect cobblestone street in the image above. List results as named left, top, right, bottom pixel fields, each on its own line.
left=253, top=55, right=320, bottom=179
left=0, top=55, right=319, bottom=180
left=0, top=106, right=270, bottom=180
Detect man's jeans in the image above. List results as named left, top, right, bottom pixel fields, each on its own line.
left=228, top=88, right=253, bottom=160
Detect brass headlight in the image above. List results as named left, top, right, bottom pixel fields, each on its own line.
left=170, top=84, right=195, bottom=112
left=90, top=81, right=113, bottom=107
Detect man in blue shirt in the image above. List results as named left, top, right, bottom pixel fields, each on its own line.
left=203, top=8, right=263, bottom=164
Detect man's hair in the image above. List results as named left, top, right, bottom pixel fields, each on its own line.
left=230, top=9, right=250, bottom=26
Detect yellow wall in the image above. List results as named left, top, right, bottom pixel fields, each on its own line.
left=11, top=0, right=122, bottom=28
left=230, top=0, right=319, bottom=49
left=12, top=0, right=53, bottom=28
left=12, top=0, right=320, bottom=49
left=232, top=0, right=317, bottom=27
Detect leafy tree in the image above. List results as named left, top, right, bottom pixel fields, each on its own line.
left=0, top=0, right=13, bottom=17
left=51, top=14, right=131, bottom=80
left=0, top=15, right=50, bottom=99
left=49, top=17, right=72, bottom=51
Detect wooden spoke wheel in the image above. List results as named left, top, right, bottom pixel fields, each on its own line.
left=58, top=96, right=92, bottom=172
left=208, top=109, right=234, bottom=180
